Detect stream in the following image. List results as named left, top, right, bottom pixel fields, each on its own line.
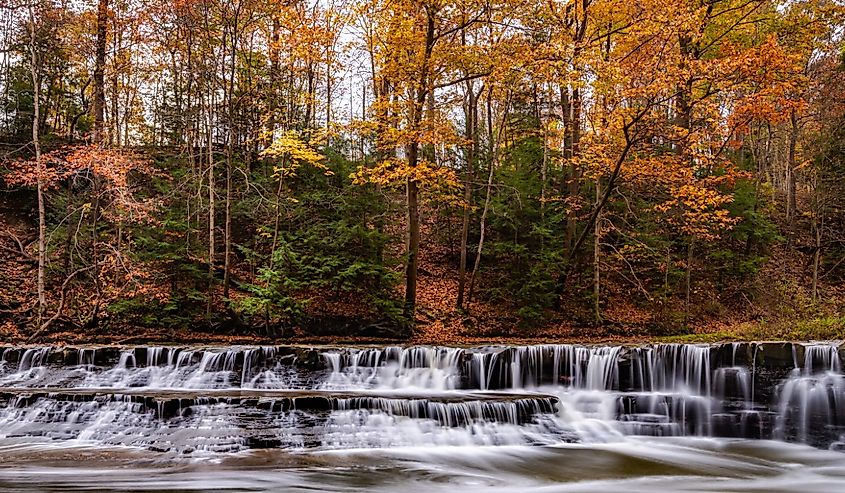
left=0, top=342, right=843, bottom=492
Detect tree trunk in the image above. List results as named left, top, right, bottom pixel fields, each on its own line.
left=424, top=87, right=436, bottom=163
left=305, top=62, right=314, bottom=128
left=224, top=151, right=232, bottom=301
left=269, top=15, right=280, bottom=139
left=566, top=86, right=583, bottom=254
left=269, top=169, right=285, bottom=269
left=90, top=178, right=102, bottom=325
left=402, top=10, right=436, bottom=321
left=205, top=94, right=215, bottom=319
left=404, top=144, right=420, bottom=319
left=456, top=83, right=477, bottom=310
left=325, top=54, right=332, bottom=129
left=685, top=241, right=693, bottom=325
left=540, top=85, right=551, bottom=220
left=812, top=217, right=821, bottom=302
left=561, top=86, right=575, bottom=250
left=593, top=178, right=601, bottom=324
left=786, top=108, right=798, bottom=222
left=554, top=125, right=637, bottom=301
left=28, top=4, right=46, bottom=326
left=564, top=5, right=589, bottom=253
left=110, top=24, right=121, bottom=146
left=93, top=0, right=108, bottom=143
left=467, top=91, right=500, bottom=302
left=223, top=7, right=240, bottom=302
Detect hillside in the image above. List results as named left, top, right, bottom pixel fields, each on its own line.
left=1, top=0, right=844, bottom=345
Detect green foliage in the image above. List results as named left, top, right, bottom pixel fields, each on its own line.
left=105, top=297, right=197, bottom=329
left=724, top=179, right=782, bottom=267
left=812, top=117, right=845, bottom=284
left=238, top=242, right=308, bottom=323
left=235, top=149, right=401, bottom=326
left=1, top=44, right=89, bottom=140
left=476, top=130, right=566, bottom=323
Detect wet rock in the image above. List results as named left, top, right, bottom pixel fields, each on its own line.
left=0, top=347, right=20, bottom=365
left=711, top=413, right=740, bottom=437
left=755, top=342, right=799, bottom=368
left=1, top=342, right=844, bottom=452
left=292, top=396, right=332, bottom=411
left=293, top=347, right=324, bottom=370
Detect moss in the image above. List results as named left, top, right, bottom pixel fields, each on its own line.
left=654, top=330, right=741, bottom=344
left=739, top=317, right=845, bottom=341
left=653, top=317, right=844, bottom=343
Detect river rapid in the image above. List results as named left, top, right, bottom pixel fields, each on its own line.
left=0, top=343, right=843, bottom=492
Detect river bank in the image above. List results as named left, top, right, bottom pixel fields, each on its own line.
left=2, top=315, right=843, bottom=347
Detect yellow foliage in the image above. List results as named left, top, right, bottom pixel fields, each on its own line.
left=351, top=157, right=464, bottom=205
left=654, top=184, right=740, bottom=242
left=260, top=131, right=332, bottom=179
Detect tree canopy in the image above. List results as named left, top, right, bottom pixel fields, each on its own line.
left=1, top=0, right=844, bottom=342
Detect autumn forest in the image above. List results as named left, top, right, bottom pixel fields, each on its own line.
left=1, top=0, right=844, bottom=344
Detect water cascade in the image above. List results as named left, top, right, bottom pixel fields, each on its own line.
left=0, top=342, right=843, bottom=456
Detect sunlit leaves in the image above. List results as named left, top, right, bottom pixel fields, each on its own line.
left=352, top=157, right=464, bottom=205
left=261, top=131, right=332, bottom=179
left=654, top=184, right=740, bottom=241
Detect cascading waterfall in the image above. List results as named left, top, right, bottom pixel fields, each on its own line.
left=321, top=346, right=466, bottom=391
left=775, top=343, right=845, bottom=444
left=0, top=342, right=843, bottom=456
left=17, top=347, right=52, bottom=372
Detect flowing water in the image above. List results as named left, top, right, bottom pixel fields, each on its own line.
left=0, top=342, right=844, bottom=492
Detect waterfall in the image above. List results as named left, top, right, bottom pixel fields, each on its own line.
left=321, top=346, right=466, bottom=390
left=775, top=343, right=845, bottom=444
left=0, top=342, right=843, bottom=454
left=18, top=347, right=52, bottom=372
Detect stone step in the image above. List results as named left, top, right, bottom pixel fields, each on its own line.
left=0, top=388, right=560, bottom=424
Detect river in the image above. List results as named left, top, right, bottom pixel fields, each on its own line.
left=0, top=343, right=843, bottom=492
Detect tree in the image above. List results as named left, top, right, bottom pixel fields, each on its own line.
left=353, top=0, right=486, bottom=321
left=93, top=0, right=107, bottom=142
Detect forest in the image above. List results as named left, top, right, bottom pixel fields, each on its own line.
left=0, top=0, right=844, bottom=344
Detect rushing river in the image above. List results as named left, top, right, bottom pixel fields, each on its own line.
left=0, top=343, right=843, bottom=492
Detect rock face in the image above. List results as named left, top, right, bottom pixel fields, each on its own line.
left=0, top=342, right=843, bottom=453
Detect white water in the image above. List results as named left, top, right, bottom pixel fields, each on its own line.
left=0, top=342, right=844, bottom=491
